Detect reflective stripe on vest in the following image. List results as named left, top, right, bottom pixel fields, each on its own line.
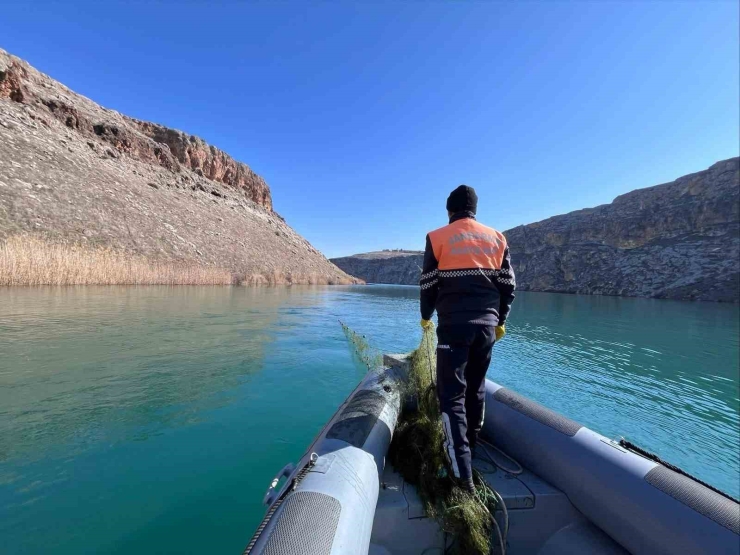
left=428, top=219, right=507, bottom=271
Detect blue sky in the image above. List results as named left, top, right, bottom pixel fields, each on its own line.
left=2, top=1, right=738, bottom=258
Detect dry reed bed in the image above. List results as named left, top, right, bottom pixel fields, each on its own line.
left=0, top=236, right=358, bottom=286
left=0, top=236, right=233, bottom=286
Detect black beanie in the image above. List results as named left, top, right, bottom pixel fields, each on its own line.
left=446, top=185, right=478, bottom=214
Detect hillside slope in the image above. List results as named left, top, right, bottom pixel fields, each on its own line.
left=332, top=158, right=739, bottom=301
left=0, top=48, right=357, bottom=285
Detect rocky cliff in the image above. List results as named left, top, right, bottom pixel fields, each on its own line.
left=0, top=49, right=357, bottom=284
left=506, top=158, right=739, bottom=301
left=332, top=159, right=739, bottom=301
left=330, top=250, right=424, bottom=284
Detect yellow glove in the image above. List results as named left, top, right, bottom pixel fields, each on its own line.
left=495, top=325, right=506, bottom=342
left=420, top=319, right=435, bottom=331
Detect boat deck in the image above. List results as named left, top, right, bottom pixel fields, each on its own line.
left=370, top=446, right=628, bottom=555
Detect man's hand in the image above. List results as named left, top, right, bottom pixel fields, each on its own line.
left=495, top=325, right=506, bottom=342
left=420, top=319, right=435, bottom=331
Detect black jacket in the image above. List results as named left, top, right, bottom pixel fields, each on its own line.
left=420, top=213, right=515, bottom=326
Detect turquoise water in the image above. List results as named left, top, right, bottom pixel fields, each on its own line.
left=1, top=286, right=738, bottom=554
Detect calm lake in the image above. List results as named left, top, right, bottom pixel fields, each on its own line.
left=1, top=286, right=738, bottom=554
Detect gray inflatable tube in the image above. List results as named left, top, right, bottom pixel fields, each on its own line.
left=245, top=361, right=739, bottom=555
left=484, top=381, right=740, bottom=555
left=243, top=363, right=405, bottom=555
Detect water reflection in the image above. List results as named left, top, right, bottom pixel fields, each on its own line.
left=0, top=287, right=325, bottom=465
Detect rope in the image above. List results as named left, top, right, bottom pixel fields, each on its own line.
left=618, top=439, right=739, bottom=503
left=474, top=440, right=526, bottom=554
left=479, top=441, right=523, bottom=476
left=242, top=456, right=316, bottom=554
left=242, top=494, right=284, bottom=555
left=490, top=487, right=509, bottom=539
left=473, top=469, right=507, bottom=555
left=489, top=510, right=505, bottom=555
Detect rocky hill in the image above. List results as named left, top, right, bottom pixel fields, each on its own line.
left=333, top=158, right=739, bottom=301
left=507, top=158, right=738, bottom=301
left=0, top=48, right=357, bottom=285
left=330, top=250, right=424, bottom=284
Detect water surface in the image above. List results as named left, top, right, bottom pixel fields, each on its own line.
left=1, top=286, right=738, bottom=554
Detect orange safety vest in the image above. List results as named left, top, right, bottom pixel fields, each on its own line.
left=428, top=218, right=508, bottom=272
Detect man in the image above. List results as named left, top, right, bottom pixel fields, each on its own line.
left=419, top=184, right=515, bottom=493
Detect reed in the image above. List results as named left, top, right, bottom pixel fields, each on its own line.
left=0, top=235, right=234, bottom=286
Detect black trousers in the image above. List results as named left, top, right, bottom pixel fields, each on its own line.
left=436, top=323, right=496, bottom=486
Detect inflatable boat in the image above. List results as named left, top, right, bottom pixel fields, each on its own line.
left=243, top=354, right=740, bottom=555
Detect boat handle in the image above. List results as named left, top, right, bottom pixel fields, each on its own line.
left=263, top=463, right=296, bottom=506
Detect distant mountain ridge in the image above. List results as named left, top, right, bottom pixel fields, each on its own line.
left=331, top=250, right=424, bottom=285
left=332, top=158, right=739, bottom=301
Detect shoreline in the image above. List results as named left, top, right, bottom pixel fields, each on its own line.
left=0, top=235, right=360, bottom=287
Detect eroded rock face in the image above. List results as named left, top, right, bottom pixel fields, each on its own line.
left=0, top=49, right=271, bottom=210
left=332, top=159, right=739, bottom=301
left=505, top=158, right=739, bottom=302
left=0, top=48, right=358, bottom=285
left=133, top=121, right=272, bottom=209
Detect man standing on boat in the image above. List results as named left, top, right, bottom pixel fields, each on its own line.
left=419, top=185, right=516, bottom=493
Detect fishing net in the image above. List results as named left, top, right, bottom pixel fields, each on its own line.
left=339, top=320, right=383, bottom=371
left=339, top=322, right=503, bottom=554
left=388, top=327, right=502, bottom=555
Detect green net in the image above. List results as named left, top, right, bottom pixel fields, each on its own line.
left=339, top=320, right=383, bottom=371
left=338, top=322, right=502, bottom=554
left=388, top=327, right=500, bottom=555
